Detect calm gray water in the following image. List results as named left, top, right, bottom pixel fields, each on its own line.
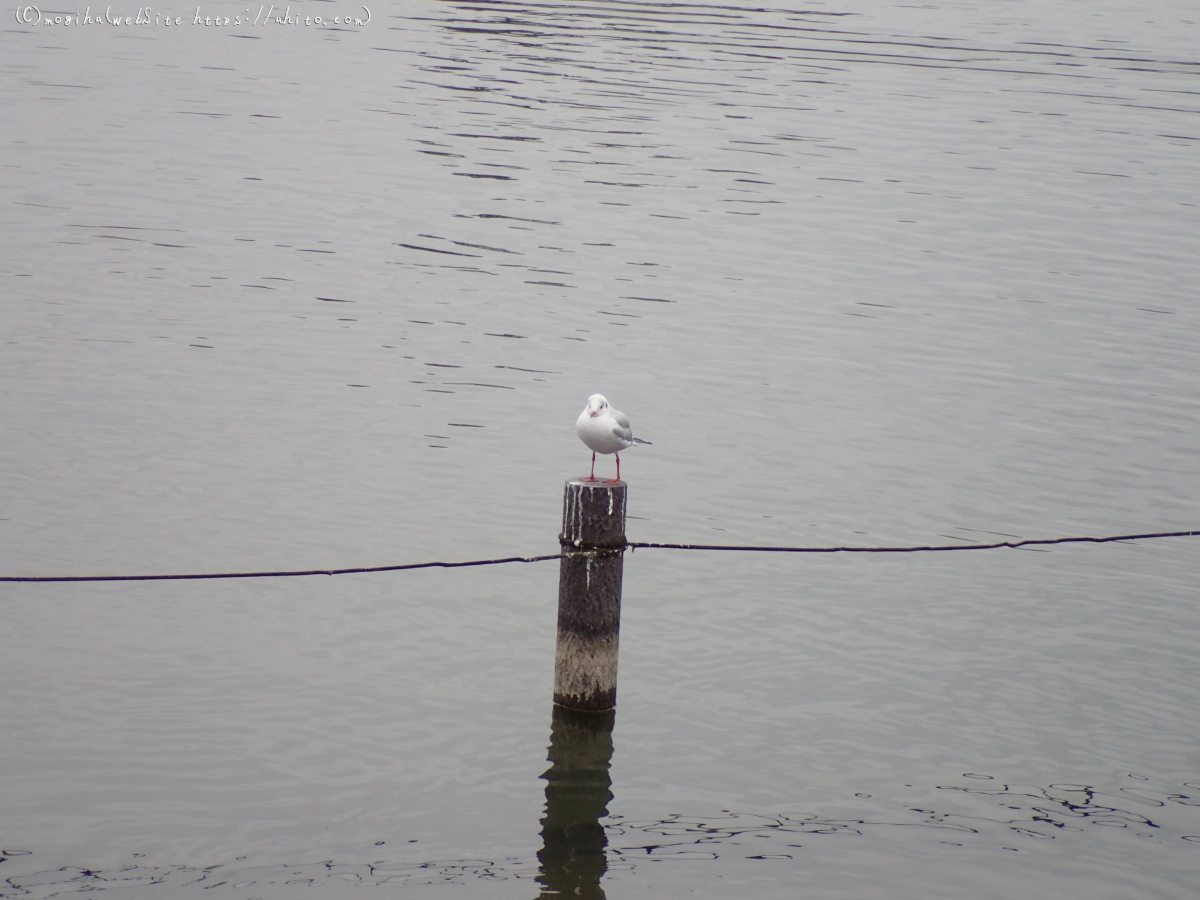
left=2, top=0, right=1199, bottom=896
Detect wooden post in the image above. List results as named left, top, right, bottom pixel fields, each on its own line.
left=554, top=478, right=627, bottom=712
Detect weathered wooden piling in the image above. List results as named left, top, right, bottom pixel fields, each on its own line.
left=553, top=478, right=627, bottom=712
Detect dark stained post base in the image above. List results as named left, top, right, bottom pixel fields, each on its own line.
left=553, top=478, right=627, bottom=713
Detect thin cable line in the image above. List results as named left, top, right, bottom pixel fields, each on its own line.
left=0, top=530, right=1195, bottom=584
left=0, top=555, right=562, bottom=584
left=627, top=529, right=1200, bottom=554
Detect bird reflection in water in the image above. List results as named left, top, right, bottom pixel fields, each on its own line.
left=535, top=705, right=616, bottom=899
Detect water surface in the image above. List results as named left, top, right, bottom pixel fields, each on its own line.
left=2, top=0, right=1198, bottom=896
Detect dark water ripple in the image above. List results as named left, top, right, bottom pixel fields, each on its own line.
left=3, top=775, right=1198, bottom=897
left=378, top=0, right=1199, bottom=368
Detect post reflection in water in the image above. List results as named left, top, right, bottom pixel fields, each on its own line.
left=535, top=705, right=617, bottom=899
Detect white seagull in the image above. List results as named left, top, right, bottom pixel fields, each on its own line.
left=576, top=393, right=650, bottom=483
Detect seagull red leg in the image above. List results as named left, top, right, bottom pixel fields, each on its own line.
left=583, top=452, right=598, bottom=482
left=608, top=453, right=621, bottom=484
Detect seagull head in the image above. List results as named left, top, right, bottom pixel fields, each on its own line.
left=586, top=394, right=609, bottom=417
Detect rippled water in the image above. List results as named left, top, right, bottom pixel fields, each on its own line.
left=2, top=0, right=1199, bottom=896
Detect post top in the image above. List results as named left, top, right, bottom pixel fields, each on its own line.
left=561, top=476, right=627, bottom=547
left=566, top=478, right=626, bottom=488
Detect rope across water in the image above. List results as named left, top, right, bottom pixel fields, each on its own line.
left=2, top=530, right=1196, bottom=584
